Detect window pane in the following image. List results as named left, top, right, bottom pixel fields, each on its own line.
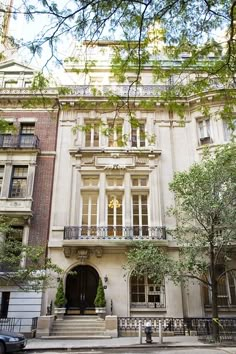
left=83, top=177, right=98, bottom=186
left=21, top=123, right=35, bottom=135
left=13, top=167, right=28, bottom=178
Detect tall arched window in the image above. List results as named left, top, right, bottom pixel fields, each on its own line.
left=130, top=274, right=165, bottom=308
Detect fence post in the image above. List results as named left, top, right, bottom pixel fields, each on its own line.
left=159, top=320, right=163, bottom=344
left=139, top=320, right=142, bottom=344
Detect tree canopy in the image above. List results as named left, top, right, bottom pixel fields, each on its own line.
left=0, top=216, right=62, bottom=291
left=0, top=1, right=234, bottom=132
left=125, top=143, right=236, bottom=340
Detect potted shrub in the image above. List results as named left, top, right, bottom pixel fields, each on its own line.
left=94, top=278, right=106, bottom=318
left=54, top=279, right=67, bottom=319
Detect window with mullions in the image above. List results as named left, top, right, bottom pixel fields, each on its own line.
left=132, top=194, right=148, bottom=236
left=81, top=193, right=98, bottom=236
left=198, top=119, right=212, bottom=145
left=20, top=123, right=35, bottom=135
left=131, top=275, right=165, bottom=308
left=82, top=176, right=99, bottom=187
left=20, top=123, right=36, bottom=147
left=107, top=194, right=123, bottom=236
left=9, top=166, right=28, bottom=198
left=131, top=123, right=145, bottom=147
left=0, top=166, right=4, bottom=196
left=85, top=123, right=100, bottom=147
left=107, top=177, right=123, bottom=187
left=204, top=265, right=236, bottom=307
left=132, top=176, right=148, bottom=187
left=108, top=122, right=123, bottom=147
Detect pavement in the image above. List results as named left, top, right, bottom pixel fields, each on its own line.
left=25, top=335, right=236, bottom=353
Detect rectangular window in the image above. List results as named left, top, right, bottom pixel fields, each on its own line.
left=4, top=81, right=18, bottom=88
left=24, top=81, right=32, bottom=88
left=20, top=123, right=35, bottom=135
left=132, top=176, right=148, bottom=186
left=81, top=193, right=98, bottom=236
left=1, top=123, right=13, bottom=147
left=107, top=177, right=123, bottom=187
left=131, top=123, right=145, bottom=147
left=20, top=123, right=35, bottom=147
left=132, top=194, right=148, bottom=236
left=82, top=176, right=99, bottom=187
left=0, top=166, right=4, bottom=195
left=9, top=166, right=28, bottom=198
left=107, top=194, right=123, bottom=236
left=198, top=119, right=212, bottom=145
left=108, top=122, right=123, bottom=147
left=131, top=275, right=165, bottom=308
left=85, top=123, right=99, bottom=147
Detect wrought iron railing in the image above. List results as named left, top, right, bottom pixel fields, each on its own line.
left=0, top=134, right=39, bottom=149
left=118, top=317, right=236, bottom=340
left=0, top=317, right=38, bottom=334
left=0, top=318, right=22, bottom=332
left=64, top=226, right=166, bottom=240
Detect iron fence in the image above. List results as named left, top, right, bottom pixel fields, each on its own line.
left=0, top=317, right=38, bottom=334
left=64, top=226, right=166, bottom=240
left=0, top=318, right=22, bottom=332
left=118, top=317, right=236, bottom=340
left=192, top=318, right=236, bottom=342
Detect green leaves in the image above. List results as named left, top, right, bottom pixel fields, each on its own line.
left=0, top=216, right=62, bottom=291
left=124, top=241, right=172, bottom=285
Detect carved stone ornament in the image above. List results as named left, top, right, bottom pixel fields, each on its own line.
left=77, top=248, right=89, bottom=263
left=82, top=157, right=94, bottom=165
left=63, top=247, right=71, bottom=258
left=136, top=157, right=148, bottom=165
left=94, top=247, right=103, bottom=258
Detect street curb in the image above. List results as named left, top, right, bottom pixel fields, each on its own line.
left=23, top=344, right=236, bottom=351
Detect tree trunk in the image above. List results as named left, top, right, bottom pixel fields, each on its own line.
left=210, top=242, right=219, bottom=342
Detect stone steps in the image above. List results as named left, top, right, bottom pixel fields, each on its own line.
left=50, top=316, right=107, bottom=337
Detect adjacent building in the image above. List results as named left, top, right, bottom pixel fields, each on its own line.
left=0, top=60, right=58, bottom=332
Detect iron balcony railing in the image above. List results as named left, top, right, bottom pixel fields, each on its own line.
left=64, top=226, right=166, bottom=240
left=0, top=134, right=39, bottom=149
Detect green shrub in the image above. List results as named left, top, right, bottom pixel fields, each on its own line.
left=54, top=279, right=67, bottom=308
left=94, top=278, right=106, bottom=307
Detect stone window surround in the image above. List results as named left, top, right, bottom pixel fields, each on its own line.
left=0, top=161, right=36, bottom=199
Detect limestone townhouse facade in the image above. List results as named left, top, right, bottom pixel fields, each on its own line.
left=46, top=42, right=236, bottom=320
left=0, top=42, right=235, bottom=332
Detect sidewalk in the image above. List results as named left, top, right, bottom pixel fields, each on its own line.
left=25, top=335, right=236, bottom=352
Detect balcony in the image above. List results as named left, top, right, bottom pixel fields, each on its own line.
left=64, top=226, right=166, bottom=241
left=0, top=135, right=39, bottom=149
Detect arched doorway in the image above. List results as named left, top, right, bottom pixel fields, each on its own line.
left=66, top=265, right=99, bottom=315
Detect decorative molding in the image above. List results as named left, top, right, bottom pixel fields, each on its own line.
left=94, top=247, right=103, bottom=258
left=82, top=157, right=95, bottom=165
left=77, top=248, right=89, bottom=263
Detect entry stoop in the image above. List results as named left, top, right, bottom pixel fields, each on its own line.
left=49, top=315, right=111, bottom=339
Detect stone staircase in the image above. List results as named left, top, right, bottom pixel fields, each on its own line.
left=49, top=315, right=110, bottom=339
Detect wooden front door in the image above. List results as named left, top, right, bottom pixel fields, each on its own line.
left=66, top=265, right=99, bottom=315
